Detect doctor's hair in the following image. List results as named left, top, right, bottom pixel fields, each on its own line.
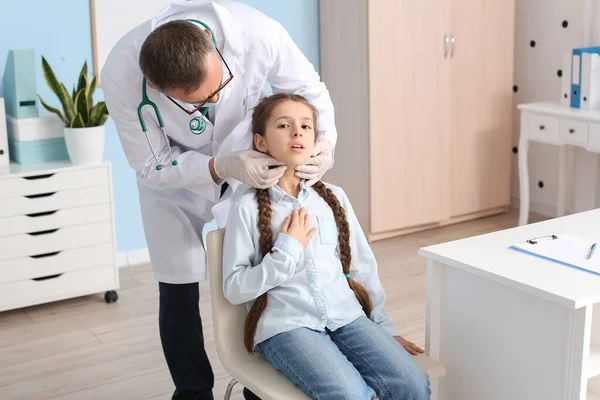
left=243, top=94, right=373, bottom=354
left=139, top=20, right=216, bottom=94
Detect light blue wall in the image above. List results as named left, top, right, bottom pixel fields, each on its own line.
left=0, top=0, right=320, bottom=253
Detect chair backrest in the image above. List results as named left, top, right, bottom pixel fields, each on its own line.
left=206, top=228, right=257, bottom=370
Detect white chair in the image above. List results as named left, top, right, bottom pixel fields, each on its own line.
left=206, top=228, right=446, bottom=400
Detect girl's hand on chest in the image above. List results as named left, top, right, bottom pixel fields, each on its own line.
left=280, top=207, right=317, bottom=247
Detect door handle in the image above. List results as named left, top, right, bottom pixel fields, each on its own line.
left=444, top=34, right=449, bottom=59
left=23, top=173, right=55, bottom=181
left=24, top=192, right=56, bottom=199
left=30, top=251, right=61, bottom=259
left=26, top=210, right=58, bottom=218
left=32, top=273, right=63, bottom=281
left=27, top=229, right=59, bottom=236
left=450, top=34, right=455, bottom=58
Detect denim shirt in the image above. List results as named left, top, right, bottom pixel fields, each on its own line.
left=222, top=181, right=399, bottom=349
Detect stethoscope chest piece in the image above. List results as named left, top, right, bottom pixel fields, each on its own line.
left=189, top=116, right=207, bottom=135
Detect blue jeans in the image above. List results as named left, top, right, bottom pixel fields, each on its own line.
left=258, top=316, right=431, bottom=400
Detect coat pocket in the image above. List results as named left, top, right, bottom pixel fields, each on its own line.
left=244, top=81, right=265, bottom=116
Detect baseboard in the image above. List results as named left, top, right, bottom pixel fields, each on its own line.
left=116, top=253, right=128, bottom=268
left=116, top=248, right=151, bottom=268
left=510, top=195, right=568, bottom=218
left=368, top=206, right=507, bottom=242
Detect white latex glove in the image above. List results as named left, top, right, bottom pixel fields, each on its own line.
left=295, top=137, right=333, bottom=187
left=214, top=149, right=287, bottom=189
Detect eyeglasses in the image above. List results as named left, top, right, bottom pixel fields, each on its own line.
left=165, top=48, right=234, bottom=115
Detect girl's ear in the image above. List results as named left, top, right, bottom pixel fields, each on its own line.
left=254, top=133, right=268, bottom=152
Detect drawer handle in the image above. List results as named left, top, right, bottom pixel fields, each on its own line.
left=23, top=173, right=55, bottom=181
left=26, top=210, right=58, bottom=218
left=539, top=125, right=545, bottom=130
left=32, top=273, right=63, bottom=282
left=28, top=229, right=59, bottom=236
left=569, top=128, right=575, bottom=134
left=25, top=192, right=56, bottom=199
left=30, top=251, right=61, bottom=259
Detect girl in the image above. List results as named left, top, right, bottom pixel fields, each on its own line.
left=222, top=93, right=431, bottom=400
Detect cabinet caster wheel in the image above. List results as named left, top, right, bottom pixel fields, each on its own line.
left=104, top=290, right=118, bottom=303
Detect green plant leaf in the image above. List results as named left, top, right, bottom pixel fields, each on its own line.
left=70, top=113, right=85, bottom=128
left=97, top=114, right=109, bottom=126
left=59, top=83, right=75, bottom=123
left=77, top=61, right=88, bottom=94
left=74, top=88, right=89, bottom=126
left=41, top=56, right=75, bottom=122
left=86, top=75, right=96, bottom=110
left=89, top=101, right=107, bottom=126
left=41, top=56, right=62, bottom=98
left=38, top=95, right=67, bottom=125
left=72, top=85, right=76, bottom=102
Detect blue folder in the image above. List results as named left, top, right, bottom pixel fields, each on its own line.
left=570, top=47, right=600, bottom=108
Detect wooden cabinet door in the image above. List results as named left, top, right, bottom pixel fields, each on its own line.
left=449, top=0, right=515, bottom=217
left=368, top=0, right=451, bottom=234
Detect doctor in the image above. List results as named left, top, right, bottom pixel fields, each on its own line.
left=101, top=1, right=336, bottom=399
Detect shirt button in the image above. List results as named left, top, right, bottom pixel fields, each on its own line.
left=314, top=287, right=319, bottom=292
left=321, top=314, right=327, bottom=320
left=307, top=258, right=314, bottom=265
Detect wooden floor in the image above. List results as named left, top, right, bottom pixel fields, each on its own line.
left=0, top=208, right=546, bottom=400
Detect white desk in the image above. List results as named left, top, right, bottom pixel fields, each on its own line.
left=518, top=102, right=600, bottom=226
left=419, top=209, right=600, bottom=400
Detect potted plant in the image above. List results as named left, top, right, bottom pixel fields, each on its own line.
left=38, top=56, right=109, bottom=165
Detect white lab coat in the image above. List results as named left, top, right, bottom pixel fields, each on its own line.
left=101, top=0, right=337, bottom=283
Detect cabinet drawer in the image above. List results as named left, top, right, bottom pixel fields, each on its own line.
left=0, top=167, right=108, bottom=200
left=0, top=265, right=116, bottom=312
left=529, top=114, right=559, bottom=142
left=0, top=243, right=114, bottom=284
left=589, top=123, right=600, bottom=151
left=0, top=204, right=112, bottom=237
left=0, top=186, right=109, bottom=219
left=0, top=221, right=112, bottom=261
left=560, top=118, right=589, bottom=145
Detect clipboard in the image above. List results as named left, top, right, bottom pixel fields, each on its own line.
left=509, top=233, right=600, bottom=277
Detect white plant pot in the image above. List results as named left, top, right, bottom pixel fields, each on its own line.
left=63, top=125, right=105, bottom=165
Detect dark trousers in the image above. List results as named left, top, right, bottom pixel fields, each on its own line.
left=159, top=282, right=214, bottom=400
left=158, top=182, right=262, bottom=400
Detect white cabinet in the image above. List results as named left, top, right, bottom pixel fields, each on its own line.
left=0, top=161, right=119, bottom=312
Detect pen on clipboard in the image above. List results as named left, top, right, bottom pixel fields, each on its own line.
left=587, top=243, right=597, bottom=260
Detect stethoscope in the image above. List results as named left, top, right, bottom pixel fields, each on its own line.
left=137, top=20, right=217, bottom=171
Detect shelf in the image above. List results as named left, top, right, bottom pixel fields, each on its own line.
left=590, top=345, right=600, bottom=379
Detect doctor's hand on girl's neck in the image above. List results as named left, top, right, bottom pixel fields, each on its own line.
left=252, top=94, right=317, bottom=198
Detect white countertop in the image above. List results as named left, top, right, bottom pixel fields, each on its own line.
left=419, top=209, right=600, bottom=309
left=0, top=161, right=110, bottom=179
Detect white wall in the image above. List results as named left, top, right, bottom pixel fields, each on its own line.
left=511, top=0, right=600, bottom=217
